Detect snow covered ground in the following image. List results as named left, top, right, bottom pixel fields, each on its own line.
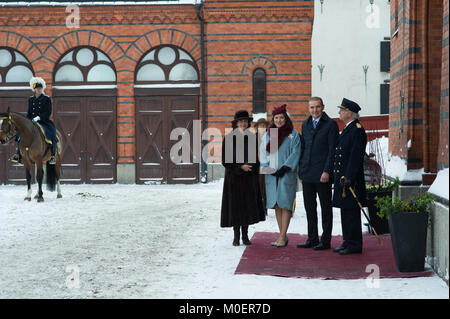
left=0, top=180, right=448, bottom=299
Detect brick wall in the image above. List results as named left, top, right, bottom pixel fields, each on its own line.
left=0, top=4, right=202, bottom=165
left=202, top=0, right=314, bottom=162
left=438, top=0, right=449, bottom=170
left=389, top=0, right=447, bottom=184
left=0, top=1, right=314, bottom=167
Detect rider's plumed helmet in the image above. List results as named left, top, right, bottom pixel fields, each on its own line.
left=29, top=77, right=46, bottom=93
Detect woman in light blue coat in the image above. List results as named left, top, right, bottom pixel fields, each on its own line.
left=259, top=104, right=301, bottom=247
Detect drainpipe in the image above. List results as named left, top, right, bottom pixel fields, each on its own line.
left=196, top=1, right=208, bottom=183
left=422, top=1, right=430, bottom=175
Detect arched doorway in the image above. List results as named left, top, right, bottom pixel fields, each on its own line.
left=0, top=47, right=34, bottom=184
left=134, top=45, right=200, bottom=184
left=52, top=46, right=117, bottom=183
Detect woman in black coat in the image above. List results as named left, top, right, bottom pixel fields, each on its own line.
left=221, top=110, right=266, bottom=246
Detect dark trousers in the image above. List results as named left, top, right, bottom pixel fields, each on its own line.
left=302, top=181, right=333, bottom=245
left=340, top=207, right=363, bottom=249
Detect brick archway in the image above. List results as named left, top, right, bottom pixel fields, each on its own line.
left=0, top=31, right=42, bottom=74
left=43, top=30, right=126, bottom=67
left=241, top=55, right=277, bottom=75
left=125, top=28, right=202, bottom=73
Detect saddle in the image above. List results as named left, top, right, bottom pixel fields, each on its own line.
left=34, top=122, right=61, bottom=154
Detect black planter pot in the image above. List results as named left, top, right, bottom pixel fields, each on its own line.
left=388, top=212, right=429, bottom=272
left=366, top=191, right=392, bottom=235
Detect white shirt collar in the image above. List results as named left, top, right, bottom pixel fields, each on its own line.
left=312, top=115, right=322, bottom=123
left=344, top=120, right=355, bottom=128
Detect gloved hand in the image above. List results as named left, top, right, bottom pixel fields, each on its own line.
left=271, top=166, right=288, bottom=178
left=340, top=176, right=351, bottom=187
left=32, top=116, right=40, bottom=122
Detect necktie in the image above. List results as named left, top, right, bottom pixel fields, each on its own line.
left=313, top=119, right=317, bottom=129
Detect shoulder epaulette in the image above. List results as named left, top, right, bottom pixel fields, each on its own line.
left=356, top=123, right=362, bottom=128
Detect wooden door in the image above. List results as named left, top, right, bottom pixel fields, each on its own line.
left=86, top=96, right=116, bottom=183
left=136, top=96, right=166, bottom=184
left=135, top=88, right=199, bottom=184
left=0, top=90, right=34, bottom=184
left=166, top=95, right=199, bottom=184
left=53, top=89, right=116, bottom=183
left=53, top=96, right=84, bottom=183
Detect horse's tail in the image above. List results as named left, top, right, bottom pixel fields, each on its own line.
left=46, top=162, right=57, bottom=192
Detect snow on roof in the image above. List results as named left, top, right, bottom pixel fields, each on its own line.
left=0, top=0, right=202, bottom=6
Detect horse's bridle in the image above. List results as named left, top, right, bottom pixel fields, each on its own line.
left=0, top=116, right=17, bottom=144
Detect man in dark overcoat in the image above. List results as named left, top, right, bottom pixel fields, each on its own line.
left=332, top=98, right=367, bottom=255
left=297, top=97, right=339, bottom=250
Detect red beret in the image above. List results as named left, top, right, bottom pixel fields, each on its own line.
left=272, top=104, right=287, bottom=116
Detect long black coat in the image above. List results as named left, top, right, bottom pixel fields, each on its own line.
left=332, top=120, right=367, bottom=209
left=27, top=94, right=56, bottom=142
left=220, top=130, right=266, bottom=227
left=298, top=112, right=339, bottom=183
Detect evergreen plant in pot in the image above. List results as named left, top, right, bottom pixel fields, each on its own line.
left=375, top=192, right=435, bottom=272
left=366, top=177, right=399, bottom=235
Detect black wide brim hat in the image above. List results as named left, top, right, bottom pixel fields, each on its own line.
left=337, top=98, right=361, bottom=113
left=232, top=110, right=253, bottom=123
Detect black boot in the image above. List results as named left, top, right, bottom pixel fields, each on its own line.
left=233, top=226, right=240, bottom=246
left=49, top=142, right=57, bottom=165
left=241, top=225, right=252, bottom=245
left=10, top=141, right=22, bottom=164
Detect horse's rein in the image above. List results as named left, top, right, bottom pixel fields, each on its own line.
left=0, top=116, right=17, bottom=143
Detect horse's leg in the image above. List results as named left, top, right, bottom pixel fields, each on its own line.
left=25, top=170, right=32, bottom=201
left=56, top=181, right=62, bottom=199
left=56, top=154, right=62, bottom=198
left=23, top=158, right=32, bottom=201
left=34, top=164, right=39, bottom=199
left=36, top=160, right=44, bottom=202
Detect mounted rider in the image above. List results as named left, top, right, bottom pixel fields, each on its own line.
left=11, top=77, right=58, bottom=165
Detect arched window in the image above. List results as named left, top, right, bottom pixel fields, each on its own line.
left=54, top=46, right=116, bottom=85
left=135, top=45, right=199, bottom=84
left=253, top=68, right=266, bottom=114
left=0, top=47, right=34, bottom=85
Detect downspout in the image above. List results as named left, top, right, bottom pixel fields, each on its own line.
left=421, top=0, right=433, bottom=263
left=422, top=1, right=430, bottom=174
left=196, top=1, right=208, bottom=183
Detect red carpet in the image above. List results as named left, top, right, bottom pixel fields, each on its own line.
left=234, top=232, right=434, bottom=279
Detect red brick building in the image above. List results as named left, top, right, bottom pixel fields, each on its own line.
left=0, top=0, right=314, bottom=184
left=389, top=0, right=449, bottom=283
left=389, top=0, right=449, bottom=185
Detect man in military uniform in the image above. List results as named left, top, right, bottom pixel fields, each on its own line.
left=332, top=98, right=367, bottom=255
left=11, top=77, right=57, bottom=165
